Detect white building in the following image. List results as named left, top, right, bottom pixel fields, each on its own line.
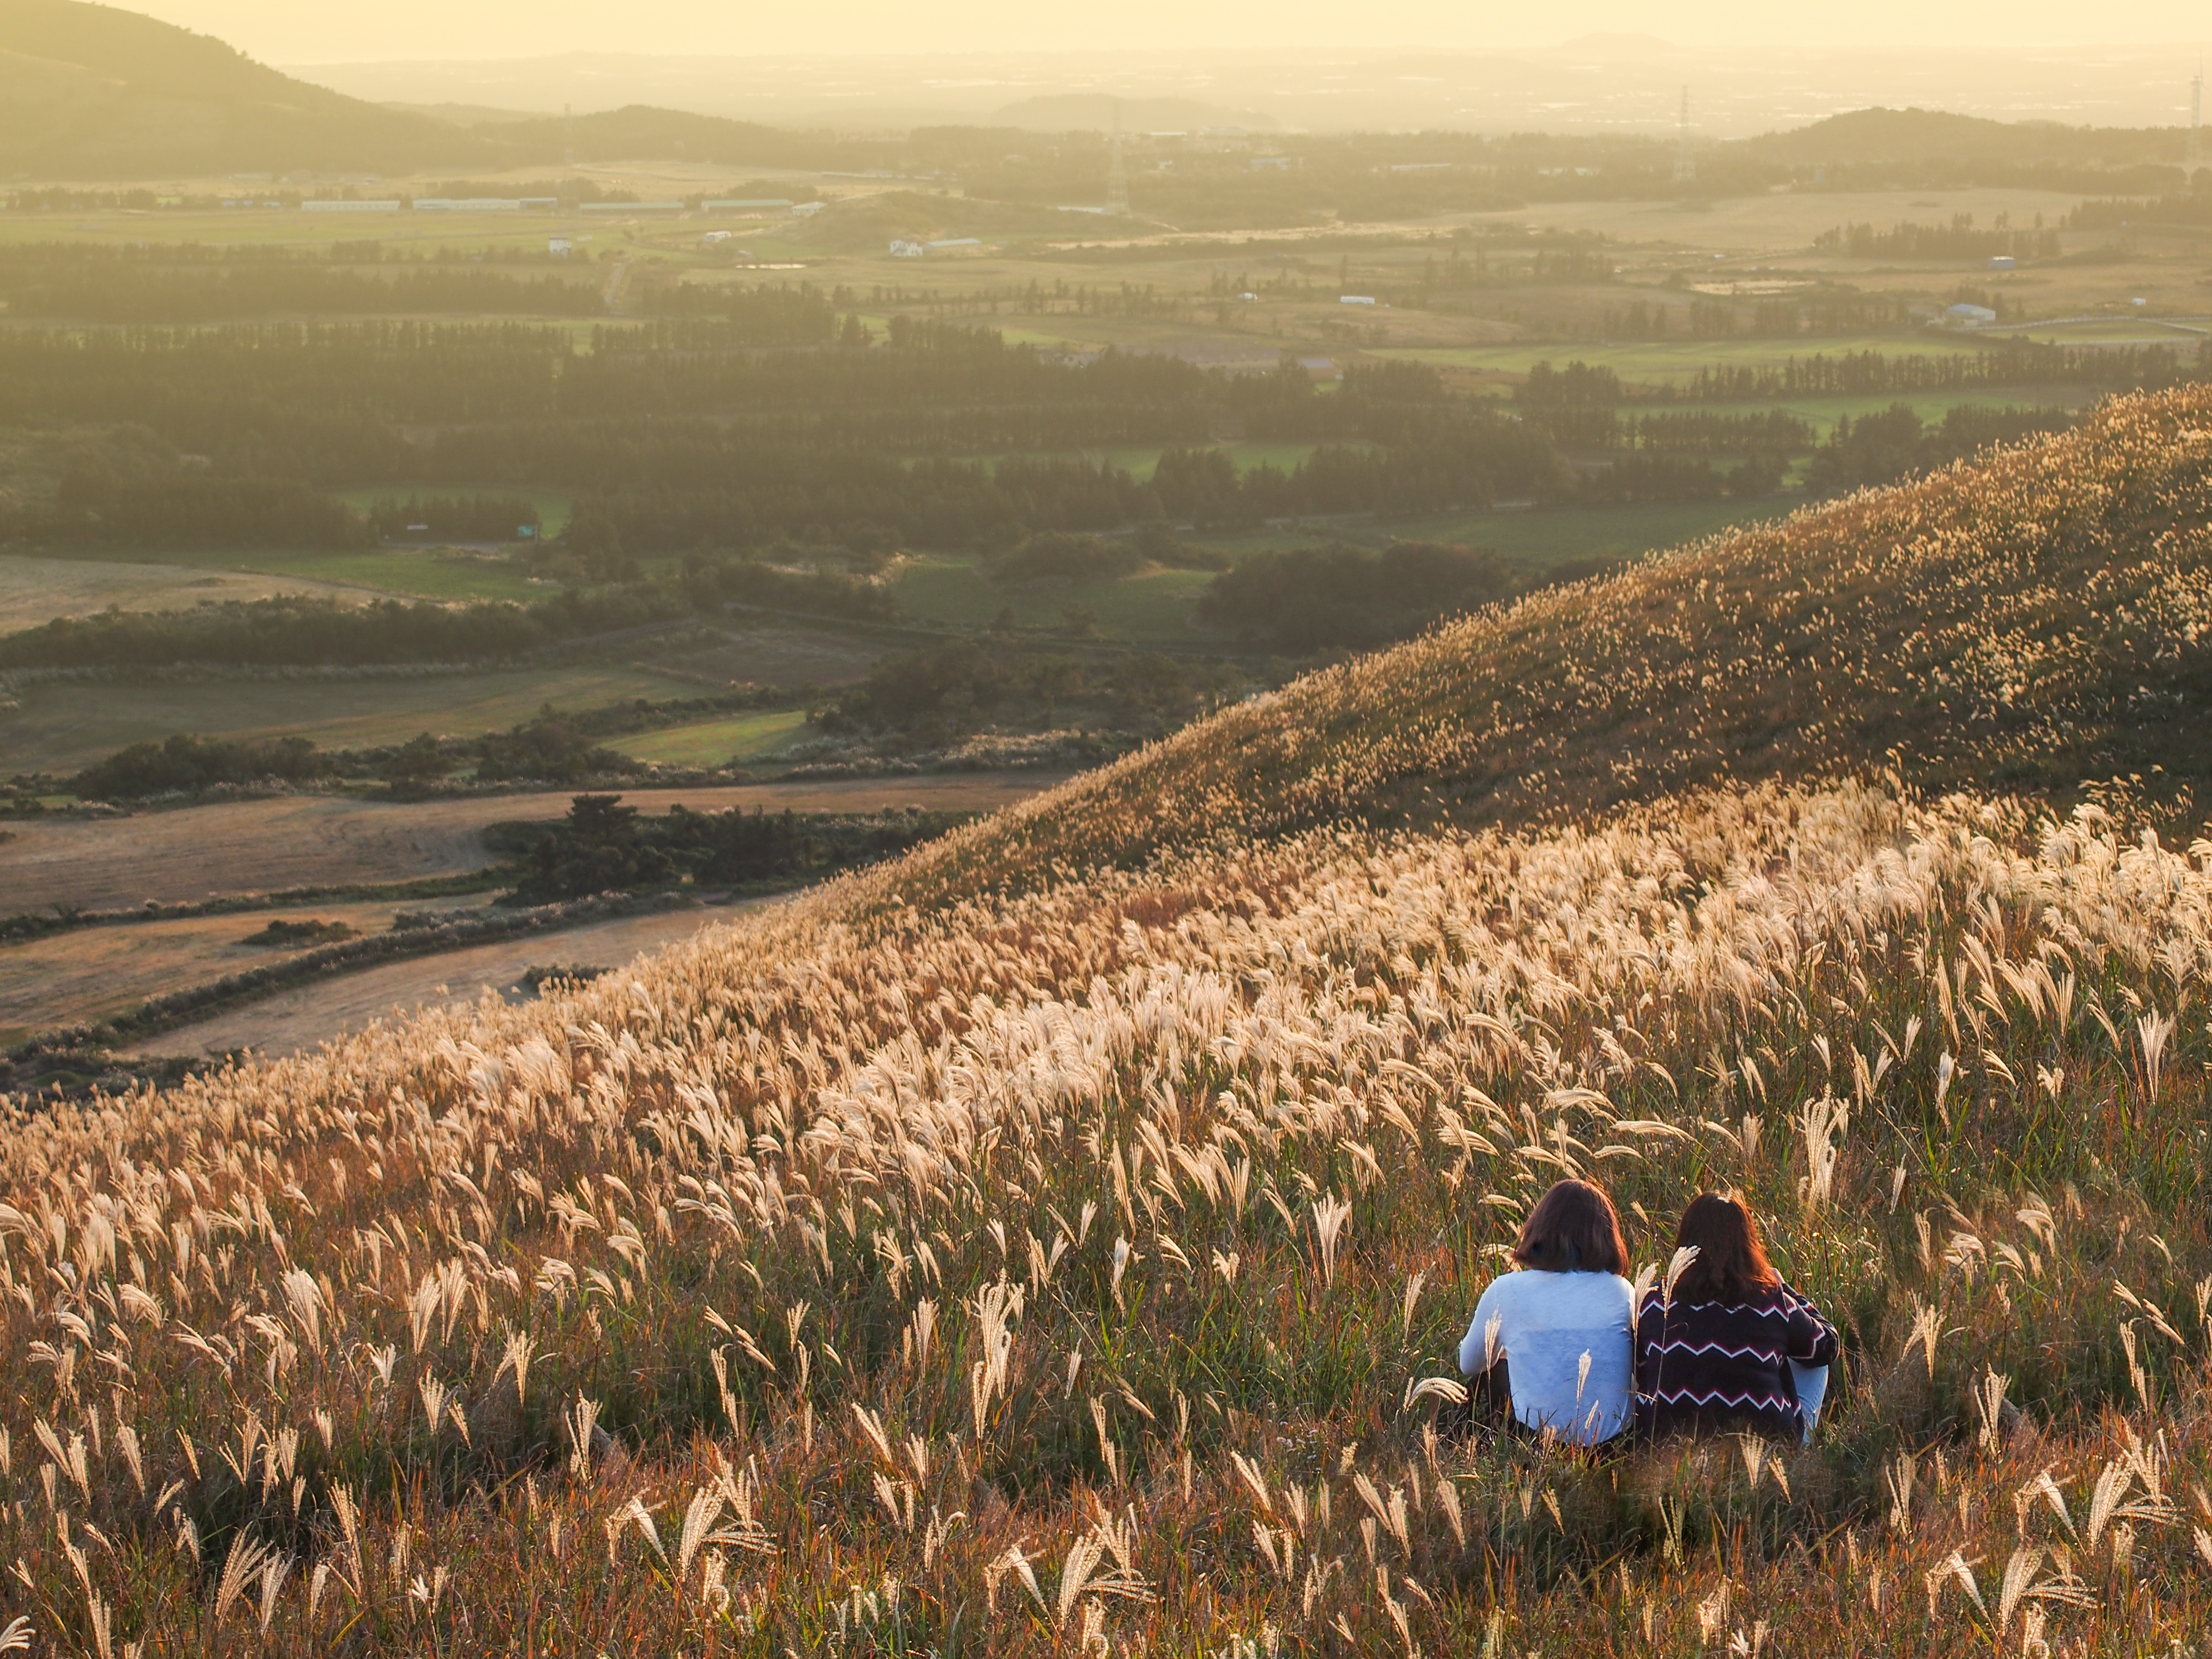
left=1941, top=302, right=1997, bottom=329
left=889, top=239, right=924, bottom=258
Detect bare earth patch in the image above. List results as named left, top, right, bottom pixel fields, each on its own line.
left=0, top=553, right=377, bottom=632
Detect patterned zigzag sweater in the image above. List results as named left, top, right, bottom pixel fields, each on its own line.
left=1634, top=1281, right=1839, bottom=1441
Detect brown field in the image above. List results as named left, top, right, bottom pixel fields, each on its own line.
left=0, top=771, right=1063, bottom=911
left=0, top=553, right=380, bottom=632
left=120, top=900, right=765, bottom=1060
left=0, top=894, right=494, bottom=1044
left=648, top=617, right=893, bottom=687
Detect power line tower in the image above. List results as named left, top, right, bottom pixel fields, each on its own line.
left=1672, top=86, right=1696, bottom=184
left=1106, top=102, right=1131, bottom=217
left=563, top=103, right=575, bottom=169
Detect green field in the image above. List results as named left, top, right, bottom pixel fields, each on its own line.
left=1687, top=386, right=2094, bottom=438
left=1376, top=332, right=1993, bottom=384
left=890, top=554, right=1218, bottom=643
left=605, top=708, right=812, bottom=766
left=2, top=660, right=699, bottom=776
left=1180, top=495, right=1796, bottom=569
left=22, top=544, right=549, bottom=604
left=330, top=485, right=578, bottom=538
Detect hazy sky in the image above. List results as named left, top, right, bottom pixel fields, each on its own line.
left=124, top=0, right=2212, bottom=62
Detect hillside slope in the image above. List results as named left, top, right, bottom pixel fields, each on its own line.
left=898, top=382, right=2212, bottom=902
left=1737, top=104, right=2183, bottom=170
left=0, top=0, right=498, bottom=176
left=7, top=387, right=2212, bottom=1652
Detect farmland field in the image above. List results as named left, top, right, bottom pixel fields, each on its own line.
left=56, top=543, right=556, bottom=603
left=0, top=772, right=1065, bottom=911
left=0, top=894, right=495, bottom=1045
left=119, top=899, right=769, bottom=1061
left=0, top=553, right=384, bottom=631
left=1377, top=331, right=1994, bottom=384
left=890, top=553, right=1221, bottom=641
left=604, top=707, right=812, bottom=766
left=328, top=485, right=578, bottom=538
left=0, top=660, right=698, bottom=777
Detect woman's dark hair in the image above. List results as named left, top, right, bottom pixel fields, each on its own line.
left=1670, top=1193, right=1781, bottom=1302
left=1511, top=1179, right=1630, bottom=1276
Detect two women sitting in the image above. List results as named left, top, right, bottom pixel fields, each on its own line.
left=1457, top=1178, right=1836, bottom=1448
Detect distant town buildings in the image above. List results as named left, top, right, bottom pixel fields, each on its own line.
left=890, top=238, right=986, bottom=257
left=1941, top=302, right=1998, bottom=328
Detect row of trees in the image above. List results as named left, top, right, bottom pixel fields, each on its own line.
left=0, top=590, right=689, bottom=671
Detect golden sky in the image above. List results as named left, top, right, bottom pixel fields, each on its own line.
left=123, top=0, right=2212, bottom=61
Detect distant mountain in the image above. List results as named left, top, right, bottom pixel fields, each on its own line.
left=1737, top=106, right=2178, bottom=172
left=0, top=4, right=849, bottom=181
left=0, top=0, right=501, bottom=178
left=986, top=95, right=1279, bottom=135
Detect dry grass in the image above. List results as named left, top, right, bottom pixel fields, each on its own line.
left=5, top=395, right=2212, bottom=1652
left=4, top=779, right=2212, bottom=1652
left=894, top=383, right=2212, bottom=907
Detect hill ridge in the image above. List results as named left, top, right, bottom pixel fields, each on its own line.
left=885, top=383, right=2212, bottom=905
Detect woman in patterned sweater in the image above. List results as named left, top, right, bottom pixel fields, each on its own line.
left=1635, top=1193, right=1839, bottom=1443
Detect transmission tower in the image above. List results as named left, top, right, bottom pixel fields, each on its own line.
left=1672, top=87, right=1696, bottom=184
left=1106, top=101, right=1131, bottom=216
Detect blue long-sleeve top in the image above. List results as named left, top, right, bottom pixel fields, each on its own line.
left=1457, top=1268, right=1637, bottom=1444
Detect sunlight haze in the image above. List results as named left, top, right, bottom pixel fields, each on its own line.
left=116, top=0, right=2212, bottom=59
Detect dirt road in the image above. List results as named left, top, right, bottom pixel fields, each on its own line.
left=0, top=773, right=1061, bottom=912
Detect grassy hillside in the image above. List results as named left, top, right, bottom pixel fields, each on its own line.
left=1738, top=104, right=2186, bottom=172
left=897, top=383, right=2212, bottom=903
left=7, top=777, right=2212, bottom=1651
left=0, top=0, right=499, bottom=176
left=5, top=390, right=2212, bottom=1650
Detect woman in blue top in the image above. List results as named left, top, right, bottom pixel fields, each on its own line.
left=1457, top=1178, right=1638, bottom=1446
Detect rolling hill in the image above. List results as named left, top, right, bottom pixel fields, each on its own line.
left=7, top=387, right=2212, bottom=1651
left=1737, top=104, right=2184, bottom=172
left=0, top=1, right=839, bottom=179
left=0, top=0, right=506, bottom=177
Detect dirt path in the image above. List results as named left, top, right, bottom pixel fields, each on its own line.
left=0, top=772, right=1063, bottom=912
left=125, top=902, right=764, bottom=1060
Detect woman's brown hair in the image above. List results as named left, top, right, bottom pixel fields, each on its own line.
left=1670, top=1193, right=1781, bottom=1302
left=1511, top=1179, right=1630, bottom=1276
